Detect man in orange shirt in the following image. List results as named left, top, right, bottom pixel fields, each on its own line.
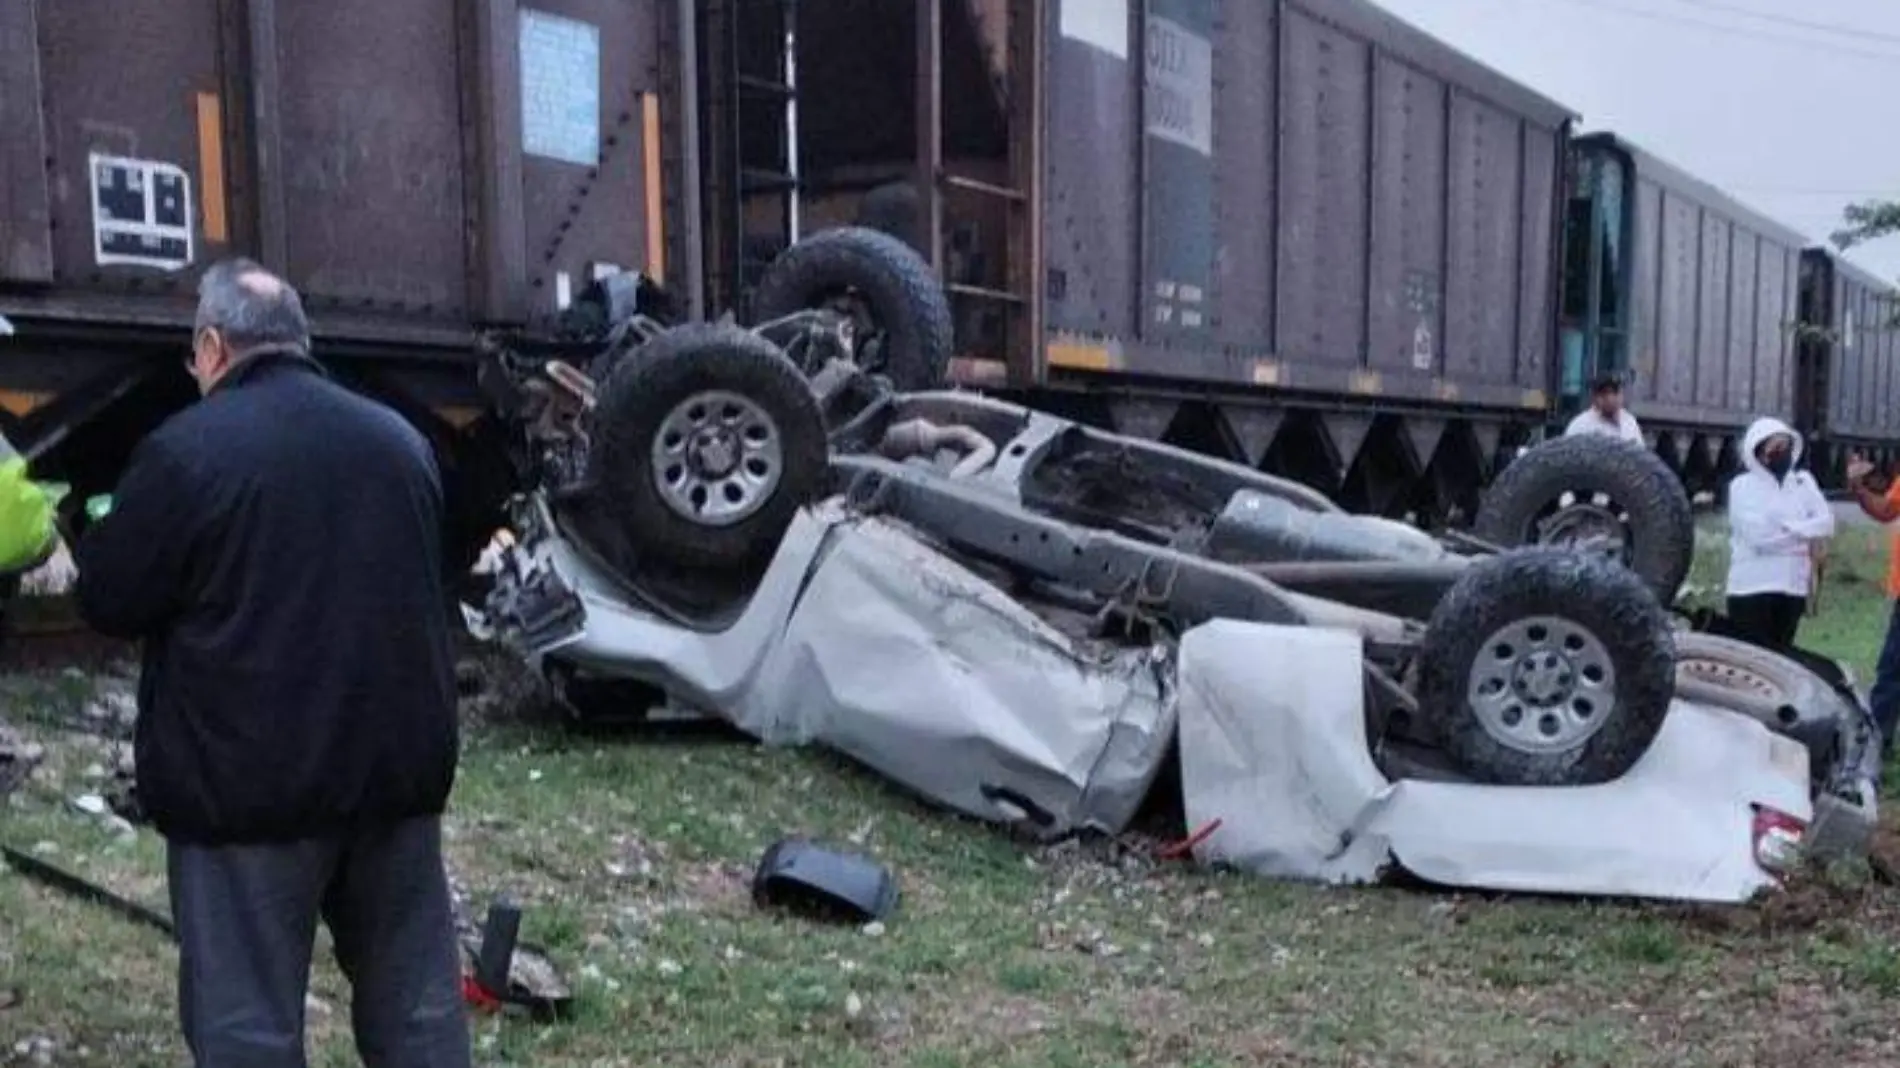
left=1847, top=452, right=1900, bottom=755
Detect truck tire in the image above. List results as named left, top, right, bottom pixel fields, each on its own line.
left=1472, top=435, right=1694, bottom=605
left=1416, top=548, right=1676, bottom=786
left=1672, top=632, right=1847, bottom=739
left=751, top=226, right=953, bottom=391
left=589, top=322, right=829, bottom=570
left=854, top=181, right=922, bottom=251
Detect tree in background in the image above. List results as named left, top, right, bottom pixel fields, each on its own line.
left=1832, top=199, right=1900, bottom=254
left=1834, top=198, right=1900, bottom=332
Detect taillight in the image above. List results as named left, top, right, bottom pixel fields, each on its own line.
left=1752, top=805, right=1807, bottom=874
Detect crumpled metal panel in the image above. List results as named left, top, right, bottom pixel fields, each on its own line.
left=767, top=515, right=1176, bottom=837
left=1178, top=621, right=1806, bottom=903
left=536, top=502, right=1175, bottom=839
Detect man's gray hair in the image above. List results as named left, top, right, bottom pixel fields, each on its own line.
left=194, top=257, right=311, bottom=357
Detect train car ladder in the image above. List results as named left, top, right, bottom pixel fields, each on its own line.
left=916, top=0, right=1042, bottom=386
left=705, top=0, right=801, bottom=317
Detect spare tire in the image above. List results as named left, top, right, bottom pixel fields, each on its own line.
left=1416, top=548, right=1677, bottom=786
left=1472, top=435, right=1694, bottom=605
left=588, top=322, right=829, bottom=570
left=1672, top=632, right=1849, bottom=739
left=751, top=226, right=954, bottom=391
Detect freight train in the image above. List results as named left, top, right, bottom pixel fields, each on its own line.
left=0, top=0, right=1894, bottom=562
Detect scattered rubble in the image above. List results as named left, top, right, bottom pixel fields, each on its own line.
left=81, top=688, right=137, bottom=733
left=10, top=1035, right=56, bottom=1066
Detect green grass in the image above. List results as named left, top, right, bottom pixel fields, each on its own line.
left=4, top=526, right=1900, bottom=1066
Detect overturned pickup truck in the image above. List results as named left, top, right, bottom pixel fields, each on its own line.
left=467, top=227, right=1880, bottom=904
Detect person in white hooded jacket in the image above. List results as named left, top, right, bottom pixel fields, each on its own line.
left=1725, top=416, right=1835, bottom=649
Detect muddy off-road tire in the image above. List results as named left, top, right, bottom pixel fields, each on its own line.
left=751, top=226, right=954, bottom=391
left=1417, top=548, right=1677, bottom=786
left=589, top=323, right=828, bottom=571
left=1473, top=435, right=1694, bottom=605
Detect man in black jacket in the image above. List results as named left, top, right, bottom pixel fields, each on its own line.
left=75, top=258, right=470, bottom=1067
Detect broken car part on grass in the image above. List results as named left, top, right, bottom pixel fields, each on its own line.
left=464, top=226, right=1879, bottom=905
left=463, top=897, right=574, bottom=1024
left=752, top=838, right=899, bottom=925
left=0, top=844, right=177, bottom=938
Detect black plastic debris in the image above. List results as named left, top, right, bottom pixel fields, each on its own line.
left=751, top=837, right=899, bottom=924
left=461, top=897, right=574, bottom=1024
left=0, top=844, right=176, bottom=938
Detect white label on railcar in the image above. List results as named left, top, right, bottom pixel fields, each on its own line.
left=1413, top=323, right=1435, bottom=371
left=1061, top=0, right=1129, bottom=59
left=90, top=154, right=194, bottom=271
left=519, top=9, right=602, bottom=166
left=1144, top=17, right=1212, bottom=157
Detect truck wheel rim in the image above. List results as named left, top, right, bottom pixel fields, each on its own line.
left=651, top=390, right=783, bottom=527
left=1467, top=614, right=1619, bottom=754
left=1537, top=499, right=1631, bottom=563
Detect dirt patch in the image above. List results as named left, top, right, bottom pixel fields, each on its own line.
left=455, top=645, right=559, bottom=726
left=880, top=988, right=1055, bottom=1052
left=675, top=859, right=751, bottom=911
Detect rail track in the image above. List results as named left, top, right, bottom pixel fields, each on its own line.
left=0, top=608, right=133, bottom=675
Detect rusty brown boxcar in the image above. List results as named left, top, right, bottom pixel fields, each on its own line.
left=704, top=0, right=1580, bottom=518
left=0, top=0, right=1892, bottom=552
left=0, top=0, right=692, bottom=554
left=1011, top=0, right=1576, bottom=517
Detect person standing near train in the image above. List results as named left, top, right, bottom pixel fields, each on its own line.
left=1724, top=417, right=1834, bottom=651
left=1564, top=375, right=1644, bottom=444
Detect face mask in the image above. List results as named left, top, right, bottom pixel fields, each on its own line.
left=1763, top=452, right=1792, bottom=480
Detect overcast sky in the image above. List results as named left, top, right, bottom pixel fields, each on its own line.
left=1366, top=0, right=1900, bottom=281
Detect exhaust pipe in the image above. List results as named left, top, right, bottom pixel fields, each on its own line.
left=879, top=418, right=997, bottom=478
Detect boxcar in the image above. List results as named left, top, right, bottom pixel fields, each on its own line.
left=1, top=0, right=1894, bottom=550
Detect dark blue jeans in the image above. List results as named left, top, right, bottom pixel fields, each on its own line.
left=1872, top=599, right=1900, bottom=757
left=168, top=816, right=471, bottom=1068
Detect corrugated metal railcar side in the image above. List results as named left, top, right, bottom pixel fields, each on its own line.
left=1039, top=0, right=1574, bottom=418
left=1596, top=135, right=1806, bottom=431
left=0, top=0, right=681, bottom=366
left=1813, top=250, right=1900, bottom=445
